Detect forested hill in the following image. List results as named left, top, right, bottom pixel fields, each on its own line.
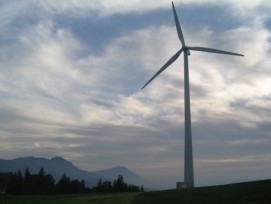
left=0, top=156, right=144, bottom=187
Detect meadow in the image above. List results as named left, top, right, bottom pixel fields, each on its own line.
left=0, top=193, right=139, bottom=204
left=1, top=179, right=270, bottom=204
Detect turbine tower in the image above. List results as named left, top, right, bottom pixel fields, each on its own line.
left=141, top=2, right=243, bottom=188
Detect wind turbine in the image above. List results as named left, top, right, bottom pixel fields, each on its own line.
left=141, top=2, right=243, bottom=188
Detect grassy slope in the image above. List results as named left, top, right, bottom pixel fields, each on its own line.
left=1, top=180, right=270, bottom=204
left=0, top=192, right=140, bottom=204
left=132, top=179, right=271, bottom=204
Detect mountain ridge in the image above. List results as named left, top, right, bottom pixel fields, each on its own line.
left=0, top=156, right=145, bottom=188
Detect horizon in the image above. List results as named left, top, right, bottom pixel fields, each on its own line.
left=1, top=154, right=268, bottom=190
left=0, top=0, right=271, bottom=189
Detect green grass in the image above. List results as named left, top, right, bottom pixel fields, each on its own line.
left=0, top=192, right=140, bottom=204
left=1, top=180, right=271, bottom=204
left=132, top=179, right=271, bottom=204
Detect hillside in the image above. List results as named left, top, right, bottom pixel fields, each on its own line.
left=0, top=180, right=270, bottom=204
left=132, top=179, right=271, bottom=204
left=0, top=156, right=144, bottom=187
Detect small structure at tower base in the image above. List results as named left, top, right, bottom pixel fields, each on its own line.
left=176, top=182, right=192, bottom=189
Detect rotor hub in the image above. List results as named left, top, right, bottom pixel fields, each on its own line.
left=183, top=46, right=191, bottom=56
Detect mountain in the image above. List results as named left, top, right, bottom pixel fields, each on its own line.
left=0, top=156, right=144, bottom=187
left=94, top=166, right=144, bottom=186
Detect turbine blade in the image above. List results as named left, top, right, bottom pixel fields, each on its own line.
left=172, top=2, right=185, bottom=46
left=142, top=48, right=183, bottom=89
left=187, top=46, right=244, bottom=56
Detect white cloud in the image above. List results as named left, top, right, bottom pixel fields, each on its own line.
left=0, top=0, right=271, bottom=188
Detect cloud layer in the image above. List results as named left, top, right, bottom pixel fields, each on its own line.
left=0, top=0, right=271, bottom=189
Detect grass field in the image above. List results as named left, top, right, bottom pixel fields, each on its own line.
left=1, top=179, right=271, bottom=204
left=0, top=192, right=140, bottom=204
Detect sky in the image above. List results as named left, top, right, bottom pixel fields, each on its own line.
left=0, top=0, right=271, bottom=189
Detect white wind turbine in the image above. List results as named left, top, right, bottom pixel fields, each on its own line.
left=141, top=2, right=243, bottom=188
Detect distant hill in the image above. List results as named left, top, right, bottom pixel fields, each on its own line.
left=94, top=166, right=143, bottom=186
left=0, top=156, right=145, bottom=187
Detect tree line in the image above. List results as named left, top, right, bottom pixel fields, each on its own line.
left=0, top=168, right=143, bottom=194
left=93, top=175, right=144, bottom=193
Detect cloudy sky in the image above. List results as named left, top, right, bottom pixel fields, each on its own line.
left=0, top=0, right=271, bottom=189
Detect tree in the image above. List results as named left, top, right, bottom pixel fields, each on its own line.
left=93, top=175, right=141, bottom=193
left=80, top=180, right=85, bottom=189
left=102, top=181, right=113, bottom=193
left=2, top=168, right=88, bottom=195
left=16, top=170, right=24, bottom=192
left=56, top=173, right=71, bottom=194
left=97, top=178, right=102, bottom=188
left=113, top=175, right=127, bottom=192
left=93, top=178, right=103, bottom=193
left=36, top=167, right=53, bottom=194
left=38, top=167, right=45, bottom=177
left=43, top=174, right=55, bottom=194
left=7, top=171, right=24, bottom=194
left=23, top=168, right=31, bottom=194
left=0, top=172, right=13, bottom=194
left=70, top=179, right=85, bottom=194
left=24, top=168, right=31, bottom=180
left=140, top=185, right=144, bottom=192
